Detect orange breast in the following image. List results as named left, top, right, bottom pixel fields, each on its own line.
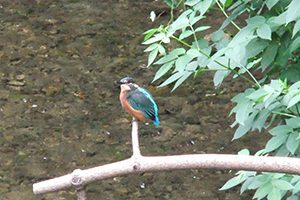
left=119, top=92, right=147, bottom=122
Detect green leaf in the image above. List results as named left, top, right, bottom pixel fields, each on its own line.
left=175, top=54, right=194, bottom=72
left=211, top=30, right=231, bottom=50
left=208, top=56, right=229, bottom=70
left=219, top=4, right=245, bottom=30
left=143, top=33, right=166, bottom=45
left=213, top=70, right=230, bottom=87
left=193, top=0, right=213, bottom=15
left=179, top=30, right=193, bottom=40
left=144, top=43, right=159, bottom=52
left=292, top=180, right=300, bottom=194
left=268, top=12, right=287, bottom=28
left=143, top=28, right=158, bottom=41
left=261, top=42, right=279, bottom=70
left=245, top=38, right=269, bottom=59
left=170, top=14, right=190, bottom=31
left=220, top=175, right=243, bottom=190
left=164, top=0, right=180, bottom=8
left=194, top=26, right=211, bottom=32
left=238, top=149, right=250, bottom=155
left=266, top=0, right=279, bottom=10
left=224, top=0, right=234, bottom=8
left=153, top=61, right=175, bottom=82
left=272, top=173, right=286, bottom=179
left=158, top=72, right=182, bottom=87
left=273, top=179, right=294, bottom=190
left=185, top=61, right=198, bottom=71
left=252, top=110, right=271, bottom=132
left=186, top=48, right=201, bottom=58
left=240, top=177, right=254, bottom=194
left=226, top=46, right=246, bottom=64
left=193, top=38, right=211, bottom=55
left=253, top=183, right=272, bottom=200
left=194, top=67, right=205, bottom=78
left=292, top=19, right=300, bottom=38
left=232, top=110, right=258, bottom=140
left=233, top=124, right=252, bottom=140
left=269, top=125, right=293, bottom=136
left=247, top=88, right=268, bottom=102
left=288, top=195, right=299, bottom=200
left=171, top=72, right=192, bottom=92
left=286, top=0, right=300, bottom=24
left=291, top=175, right=300, bottom=184
left=264, top=134, right=288, bottom=153
left=228, top=26, right=256, bottom=48
left=263, top=91, right=281, bottom=108
left=155, top=48, right=186, bottom=64
left=147, top=48, right=158, bottom=67
left=189, top=15, right=204, bottom=25
left=290, top=37, right=300, bottom=54
left=290, top=81, right=300, bottom=90
left=185, top=0, right=200, bottom=6
left=257, top=24, right=272, bottom=40
left=287, top=94, right=300, bottom=108
left=248, top=177, right=265, bottom=189
left=238, top=59, right=261, bottom=76
left=286, top=117, right=300, bottom=129
left=283, top=85, right=300, bottom=106
left=157, top=45, right=166, bottom=55
left=267, top=188, right=281, bottom=200
left=276, top=144, right=290, bottom=156
left=247, top=16, right=266, bottom=27
left=286, top=132, right=299, bottom=154
left=234, top=98, right=253, bottom=126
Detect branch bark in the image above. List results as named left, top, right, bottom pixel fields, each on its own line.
left=33, top=120, right=300, bottom=196
left=131, top=117, right=141, bottom=157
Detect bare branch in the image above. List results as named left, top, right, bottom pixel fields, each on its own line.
left=72, top=169, right=86, bottom=200
left=33, top=120, right=300, bottom=196
left=76, top=188, right=87, bottom=200
left=131, top=118, right=141, bottom=158
left=33, top=154, right=300, bottom=195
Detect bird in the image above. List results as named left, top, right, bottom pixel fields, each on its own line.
left=116, top=76, right=160, bottom=126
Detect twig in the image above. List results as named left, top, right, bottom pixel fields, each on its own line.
left=76, top=188, right=87, bottom=200
left=215, top=0, right=241, bottom=31
left=71, top=169, right=86, bottom=200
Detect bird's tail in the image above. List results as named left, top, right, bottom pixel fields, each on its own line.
left=153, top=117, right=160, bottom=127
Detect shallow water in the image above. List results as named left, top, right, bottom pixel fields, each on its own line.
left=0, top=0, right=265, bottom=199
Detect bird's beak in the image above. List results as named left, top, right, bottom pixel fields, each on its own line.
left=114, top=80, right=122, bottom=88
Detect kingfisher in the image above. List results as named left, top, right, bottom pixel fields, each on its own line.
left=116, top=77, right=160, bottom=127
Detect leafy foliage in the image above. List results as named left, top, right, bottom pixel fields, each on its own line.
left=143, top=0, right=300, bottom=199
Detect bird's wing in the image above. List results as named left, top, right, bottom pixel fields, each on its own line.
left=127, top=88, right=158, bottom=121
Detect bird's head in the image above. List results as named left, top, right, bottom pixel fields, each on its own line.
left=116, top=76, right=135, bottom=85
left=115, top=77, right=138, bottom=92
left=115, top=76, right=136, bottom=89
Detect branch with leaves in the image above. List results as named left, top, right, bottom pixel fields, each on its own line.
left=143, top=0, right=300, bottom=199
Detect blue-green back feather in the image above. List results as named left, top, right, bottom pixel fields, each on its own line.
left=127, top=87, right=160, bottom=126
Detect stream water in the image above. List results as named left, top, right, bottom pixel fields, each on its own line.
left=0, top=1, right=266, bottom=199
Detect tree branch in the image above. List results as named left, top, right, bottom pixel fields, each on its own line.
left=33, top=120, right=300, bottom=196
left=131, top=118, right=141, bottom=158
